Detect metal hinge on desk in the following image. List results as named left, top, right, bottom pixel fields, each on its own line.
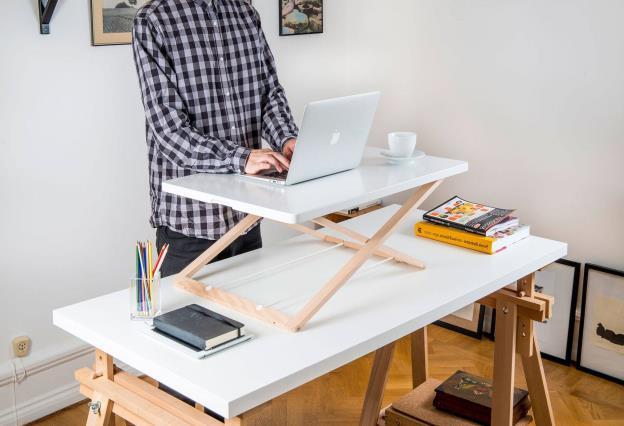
left=88, top=400, right=101, bottom=415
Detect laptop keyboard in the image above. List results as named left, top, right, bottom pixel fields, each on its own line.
left=263, top=171, right=288, bottom=179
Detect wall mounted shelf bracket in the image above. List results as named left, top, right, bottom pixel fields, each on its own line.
left=39, top=0, right=59, bottom=34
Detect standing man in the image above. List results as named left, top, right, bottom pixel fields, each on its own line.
left=133, top=0, right=298, bottom=277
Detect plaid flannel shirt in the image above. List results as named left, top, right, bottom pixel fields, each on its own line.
left=132, top=0, right=298, bottom=240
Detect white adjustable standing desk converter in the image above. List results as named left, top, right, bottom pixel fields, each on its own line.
left=54, top=148, right=566, bottom=426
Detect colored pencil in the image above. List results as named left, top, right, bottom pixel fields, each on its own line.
left=137, top=244, right=145, bottom=309
left=152, top=244, right=168, bottom=276
left=152, top=244, right=169, bottom=278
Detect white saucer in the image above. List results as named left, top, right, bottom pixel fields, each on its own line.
left=380, top=149, right=426, bottom=164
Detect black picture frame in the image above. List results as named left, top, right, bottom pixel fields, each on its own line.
left=486, top=259, right=580, bottom=365
left=576, top=263, right=624, bottom=385
left=484, top=306, right=496, bottom=341
left=538, top=259, right=580, bottom=365
left=279, top=0, right=324, bottom=36
left=434, top=304, right=486, bottom=340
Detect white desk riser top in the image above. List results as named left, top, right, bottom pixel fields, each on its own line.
left=53, top=207, right=567, bottom=419
left=162, top=147, right=469, bottom=223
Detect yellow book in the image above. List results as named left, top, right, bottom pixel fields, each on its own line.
left=414, top=221, right=530, bottom=254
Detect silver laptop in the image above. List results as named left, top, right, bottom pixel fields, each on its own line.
left=241, top=92, right=381, bottom=186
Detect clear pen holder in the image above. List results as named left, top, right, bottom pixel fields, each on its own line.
left=130, top=273, right=162, bottom=322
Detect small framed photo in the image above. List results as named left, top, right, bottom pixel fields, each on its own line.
left=577, top=264, right=624, bottom=385
left=280, top=0, right=323, bottom=36
left=533, top=259, right=581, bottom=365
left=435, top=303, right=485, bottom=339
left=91, top=0, right=150, bottom=46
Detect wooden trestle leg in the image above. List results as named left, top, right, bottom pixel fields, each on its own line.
left=411, top=327, right=428, bottom=388
left=485, top=273, right=556, bottom=426
left=86, top=350, right=115, bottom=426
left=492, top=299, right=518, bottom=425
left=365, top=273, right=556, bottom=426
left=78, top=349, right=287, bottom=426
left=360, top=327, right=431, bottom=426
left=521, top=338, right=554, bottom=426
left=360, top=342, right=396, bottom=426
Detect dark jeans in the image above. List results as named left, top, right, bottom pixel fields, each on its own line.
left=156, top=224, right=262, bottom=278
left=154, top=224, right=262, bottom=418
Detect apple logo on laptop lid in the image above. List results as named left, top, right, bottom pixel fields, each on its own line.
left=330, top=129, right=341, bottom=145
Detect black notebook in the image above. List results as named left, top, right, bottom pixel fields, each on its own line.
left=153, top=304, right=245, bottom=351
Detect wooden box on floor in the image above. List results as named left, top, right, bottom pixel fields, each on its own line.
left=380, top=379, right=532, bottom=426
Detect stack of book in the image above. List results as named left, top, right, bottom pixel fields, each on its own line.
left=152, top=304, right=249, bottom=356
left=414, top=196, right=530, bottom=254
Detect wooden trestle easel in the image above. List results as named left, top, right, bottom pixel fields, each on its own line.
left=359, top=272, right=556, bottom=426
left=174, top=179, right=443, bottom=332
left=77, top=351, right=287, bottom=426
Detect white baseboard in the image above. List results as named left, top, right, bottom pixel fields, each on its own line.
left=0, top=381, right=83, bottom=426
left=0, top=342, right=142, bottom=426
left=0, top=344, right=93, bottom=388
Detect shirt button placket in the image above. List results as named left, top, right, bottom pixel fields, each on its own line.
left=211, top=5, right=236, bottom=136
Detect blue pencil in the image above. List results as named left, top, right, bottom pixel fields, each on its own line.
left=136, top=243, right=141, bottom=312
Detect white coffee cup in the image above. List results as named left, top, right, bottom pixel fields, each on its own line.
left=387, top=132, right=417, bottom=157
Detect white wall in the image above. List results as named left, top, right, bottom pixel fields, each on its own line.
left=0, top=1, right=350, bottom=423
left=346, top=0, right=624, bottom=269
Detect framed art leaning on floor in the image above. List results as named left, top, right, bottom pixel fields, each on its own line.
left=533, top=259, right=581, bottom=364
left=434, top=303, right=485, bottom=339
left=577, top=263, right=624, bottom=385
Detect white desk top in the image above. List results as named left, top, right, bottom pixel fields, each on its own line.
left=162, top=148, right=468, bottom=223
left=53, top=206, right=566, bottom=419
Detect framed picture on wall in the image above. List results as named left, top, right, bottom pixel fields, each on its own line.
left=280, top=0, right=323, bottom=36
left=577, top=264, right=624, bottom=385
left=91, top=0, right=150, bottom=46
left=533, top=259, right=581, bottom=365
left=434, top=303, right=485, bottom=339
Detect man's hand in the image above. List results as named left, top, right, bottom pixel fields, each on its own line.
left=282, top=138, right=296, bottom=160
left=244, top=149, right=291, bottom=175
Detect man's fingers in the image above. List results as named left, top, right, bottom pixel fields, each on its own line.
left=284, top=147, right=294, bottom=160
left=258, top=154, right=284, bottom=172
left=244, top=149, right=292, bottom=175
left=252, top=163, right=272, bottom=175
left=269, top=152, right=290, bottom=169
left=248, top=162, right=271, bottom=175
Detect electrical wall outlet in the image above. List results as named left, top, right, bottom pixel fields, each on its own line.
left=12, top=336, right=31, bottom=358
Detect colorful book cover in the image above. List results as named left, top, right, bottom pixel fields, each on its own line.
left=424, top=196, right=515, bottom=236
left=414, top=221, right=530, bottom=254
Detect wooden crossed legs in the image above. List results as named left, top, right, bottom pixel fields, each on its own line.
left=77, top=349, right=286, bottom=426
left=175, top=180, right=443, bottom=332
left=358, top=273, right=556, bottom=426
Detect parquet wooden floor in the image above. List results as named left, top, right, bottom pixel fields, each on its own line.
left=28, top=325, right=624, bottom=425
